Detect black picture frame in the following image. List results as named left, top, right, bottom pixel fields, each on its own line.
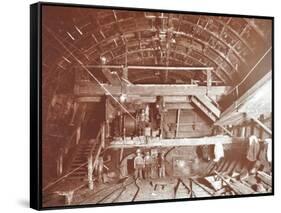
left=30, top=1, right=274, bottom=210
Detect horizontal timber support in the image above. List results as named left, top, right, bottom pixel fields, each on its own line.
left=196, top=95, right=221, bottom=118
left=83, top=65, right=214, bottom=71
left=250, top=116, right=272, bottom=136
left=74, top=82, right=229, bottom=97
left=75, top=96, right=191, bottom=103
left=108, top=136, right=246, bottom=148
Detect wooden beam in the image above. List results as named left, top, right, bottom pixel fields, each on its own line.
left=101, top=68, right=120, bottom=85
left=163, top=96, right=189, bottom=103
left=101, top=123, right=106, bottom=148
left=69, top=102, right=79, bottom=125
left=206, top=69, right=212, bottom=95
left=214, top=171, right=255, bottom=195
left=216, top=124, right=233, bottom=137
left=190, top=96, right=217, bottom=122
left=257, top=171, right=272, bottom=186
left=75, top=96, right=102, bottom=102
left=176, top=109, right=181, bottom=138
left=165, top=102, right=194, bottom=110
left=74, top=82, right=229, bottom=97
left=84, top=64, right=214, bottom=71
left=259, top=114, right=265, bottom=139
left=191, top=178, right=214, bottom=195
left=126, top=96, right=191, bottom=104
left=214, top=112, right=246, bottom=126
left=76, top=96, right=193, bottom=104
left=126, top=96, right=155, bottom=103
left=196, top=95, right=220, bottom=118
left=108, top=135, right=247, bottom=148
left=250, top=116, right=272, bottom=136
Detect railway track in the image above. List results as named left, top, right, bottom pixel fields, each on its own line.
left=80, top=176, right=140, bottom=204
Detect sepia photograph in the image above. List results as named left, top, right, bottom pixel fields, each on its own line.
left=30, top=2, right=273, bottom=209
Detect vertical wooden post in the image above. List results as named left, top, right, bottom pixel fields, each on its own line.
left=240, top=125, right=246, bottom=138
left=56, top=159, right=60, bottom=177
left=160, top=112, right=164, bottom=139
left=57, top=151, right=63, bottom=176
left=159, top=96, right=165, bottom=139
left=76, top=126, right=81, bottom=145
left=119, top=148, right=124, bottom=162
left=244, top=123, right=248, bottom=138
left=234, top=125, right=238, bottom=137
left=70, top=102, right=78, bottom=125
left=176, top=109, right=181, bottom=138
left=124, top=44, right=128, bottom=79
left=59, top=155, right=63, bottom=175
left=190, top=180, right=193, bottom=198
left=105, top=121, right=110, bottom=138
left=250, top=119, right=255, bottom=135
left=206, top=69, right=212, bottom=95
left=101, top=123, right=105, bottom=149
left=105, top=97, right=111, bottom=139
left=259, top=114, right=265, bottom=139
left=119, top=114, right=123, bottom=137
left=88, top=155, right=94, bottom=190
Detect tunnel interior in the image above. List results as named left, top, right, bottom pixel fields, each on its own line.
left=40, top=4, right=273, bottom=207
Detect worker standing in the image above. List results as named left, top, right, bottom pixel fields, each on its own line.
left=151, top=153, right=158, bottom=178
left=96, top=156, right=104, bottom=183
left=139, top=109, right=146, bottom=136
left=144, top=151, right=152, bottom=179
left=144, top=124, right=151, bottom=144
left=158, top=152, right=166, bottom=178
left=134, top=149, right=144, bottom=179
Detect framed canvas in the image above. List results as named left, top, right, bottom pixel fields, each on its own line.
left=30, top=2, right=274, bottom=210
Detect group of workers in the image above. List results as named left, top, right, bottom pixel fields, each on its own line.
left=134, top=149, right=166, bottom=179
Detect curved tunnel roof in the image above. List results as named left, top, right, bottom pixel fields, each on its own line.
left=42, top=5, right=272, bottom=99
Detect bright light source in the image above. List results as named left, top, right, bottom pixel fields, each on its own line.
left=100, top=56, right=107, bottom=64
left=120, top=94, right=127, bottom=103
left=66, top=32, right=75, bottom=40
left=75, top=26, right=83, bottom=35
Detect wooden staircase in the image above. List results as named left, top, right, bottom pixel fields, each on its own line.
left=191, top=95, right=220, bottom=122
left=67, top=140, right=97, bottom=181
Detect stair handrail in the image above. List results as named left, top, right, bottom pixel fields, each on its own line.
left=43, top=123, right=105, bottom=192
left=89, top=122, right=105, bottom=168
left=63, top=104, right=87, bottom=154
left=56, top=104, right=87, bottom=176
left=63, top=127, right=78, bottom=154
left=43, top=161, right=88, bottom=192
left=87, top=123, right=105, bottom=189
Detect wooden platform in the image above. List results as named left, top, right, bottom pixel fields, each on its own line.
left=108, top=135, right=246, bottom=148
